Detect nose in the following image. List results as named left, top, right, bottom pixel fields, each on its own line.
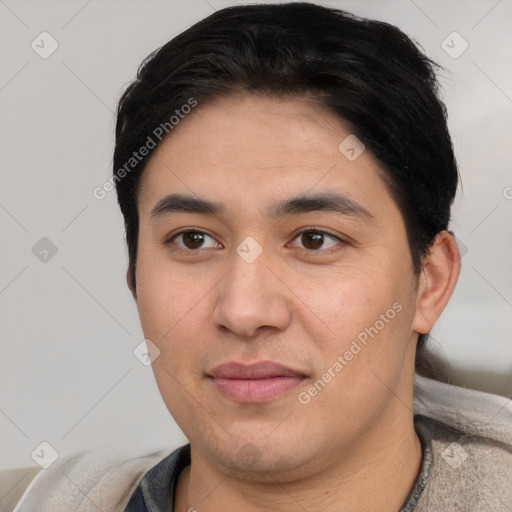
left=212, top=247, right=292, bottom=338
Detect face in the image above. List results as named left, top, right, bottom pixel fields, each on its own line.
left=133, top=93, right=423, bottom=481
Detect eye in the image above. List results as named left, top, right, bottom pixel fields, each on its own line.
left=289, top=229, right=344, bottom=252
left=168, top=230, right=221, bottom=251
left=166, top=228, right=345, bottom=253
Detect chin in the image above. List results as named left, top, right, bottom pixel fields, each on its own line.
left=201, top=435, right=317, bottom=483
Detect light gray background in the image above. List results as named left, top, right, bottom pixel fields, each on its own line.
left=1, top=0, right=511, bottom=470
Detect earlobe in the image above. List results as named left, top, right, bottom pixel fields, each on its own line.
left=126, top=268, right=137, bottom=301
left=412, top=230, right=461, bottom=335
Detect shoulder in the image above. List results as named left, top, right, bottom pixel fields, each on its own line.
left=416, top=416, right=512, bottom=511
left=3, top=445, right=175, bottom=512
left=413, top=374, right=512, bottom=445
left=413, top=375, right=512, bottom=511
left=0, top=466, right=42, bottom=511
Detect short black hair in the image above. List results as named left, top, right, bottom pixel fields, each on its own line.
left=113, top=2, right=460, bottom=372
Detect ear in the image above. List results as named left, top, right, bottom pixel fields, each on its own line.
left=126, top=268, right=137, bottom=301
left=412, top=230, right=461, bottom=335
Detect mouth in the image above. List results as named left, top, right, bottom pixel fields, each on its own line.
left=207, top=361, right=307, bottom=403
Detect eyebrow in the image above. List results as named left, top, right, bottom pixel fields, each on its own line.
left=149, top=192, right=374, bottom=222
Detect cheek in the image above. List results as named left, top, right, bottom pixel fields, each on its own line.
left=135, top=244, right=201, bottom=335
left=296, top=259, right=414, bottom=364
left=134, top=245, right=228, bottom=356
left=295, top=276, right=416, bottom=421
left=304, top=267, right=398, bottom=326
left=135, top=259, right=211, bottom=421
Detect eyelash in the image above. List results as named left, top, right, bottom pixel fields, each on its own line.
left=165, top=228, right=346, bottom=255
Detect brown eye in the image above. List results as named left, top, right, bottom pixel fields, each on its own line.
left=170, top=230, right=219, bottom=251
left=291, top=230, right=342, bottom=252
left=301, top=232, right=324, bottom=250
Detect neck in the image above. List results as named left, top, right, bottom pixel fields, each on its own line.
left=175, top=403, right=422, bottom=512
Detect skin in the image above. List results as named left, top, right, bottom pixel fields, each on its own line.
left=128, top=93, right=461, bottom=512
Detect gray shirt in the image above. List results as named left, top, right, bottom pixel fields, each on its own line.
left=125, top=413, right=512, bottom=511
left=125, top=414, right=436, bottom=511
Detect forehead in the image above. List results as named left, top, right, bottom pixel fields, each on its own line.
left=137, top=93, right=395, bottom=224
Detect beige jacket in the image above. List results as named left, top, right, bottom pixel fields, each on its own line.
left=1, top=374, right=511, bottom=511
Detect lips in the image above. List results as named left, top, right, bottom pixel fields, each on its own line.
left=207, top=361, right=307, bottom=403
left=208, top=361, right=306, bottom=379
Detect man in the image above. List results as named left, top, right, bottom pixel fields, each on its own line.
left=6, top=2, right=511, bottom=511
